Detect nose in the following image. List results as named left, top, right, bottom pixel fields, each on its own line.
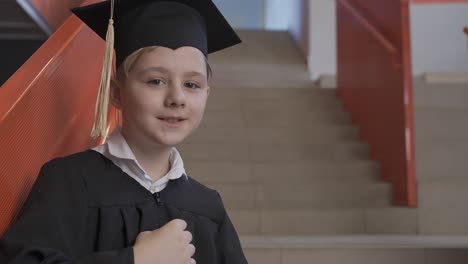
left=164, top=82, right=186, bottom=108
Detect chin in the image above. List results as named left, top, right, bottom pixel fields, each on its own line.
left=141, top=121, right=191, bottom=146
left=152, top=133, right=188, bottom=147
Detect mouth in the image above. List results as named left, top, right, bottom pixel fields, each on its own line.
left=157, top=117, right=186, bottom=122
left=157, top=117, right=187, bottom=126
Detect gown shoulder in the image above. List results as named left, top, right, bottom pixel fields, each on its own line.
left=47, top=149, right=227, bottom=222
left=0, top=149, right=248, bottom=264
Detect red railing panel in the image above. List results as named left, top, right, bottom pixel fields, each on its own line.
left=0, top=0, right=120, bottom=235
left=337, top=0, right=417, bottom=206
left=345, top=0, right=410, bottom=52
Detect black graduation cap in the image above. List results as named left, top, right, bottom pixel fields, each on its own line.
left=71, top=0, right=241, bottom=67
left=70, top=0, right=241, bottom=140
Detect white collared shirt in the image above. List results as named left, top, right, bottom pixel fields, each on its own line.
left=91, top=126, right=187, bottom=194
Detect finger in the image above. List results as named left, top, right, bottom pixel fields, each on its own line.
left=189, top=258, right=196, bottom=264
left=187, top=243, right=196, bottom=256
left=172, top=219, right=187, bottom=230
left=183, top=230, right=193, bottom=243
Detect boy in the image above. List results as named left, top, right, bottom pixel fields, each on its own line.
left=0, top=1, right=247, bottom=263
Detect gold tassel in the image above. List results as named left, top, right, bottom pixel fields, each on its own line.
left=91, top=0, right=115, bottom=141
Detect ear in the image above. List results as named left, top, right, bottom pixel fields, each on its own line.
left=110, top=78, right=122, bottom=110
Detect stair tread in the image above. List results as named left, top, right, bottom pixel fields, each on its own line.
left=239, top=235, right=468, bottom=249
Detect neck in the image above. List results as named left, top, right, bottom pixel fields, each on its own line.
left=120, top=126, right=172, bottom=182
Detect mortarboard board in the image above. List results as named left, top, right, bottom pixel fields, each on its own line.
left=71, top=0, right=241, bottom=67
left=70, top=0, right=241, bottom=140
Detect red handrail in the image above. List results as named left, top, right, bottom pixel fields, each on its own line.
left=338, top=0, right=399, bottom=60
left=337, top=0, right=417, bottom=206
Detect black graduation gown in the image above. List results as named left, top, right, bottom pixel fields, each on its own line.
left=0, top=149, right=248, bottom=264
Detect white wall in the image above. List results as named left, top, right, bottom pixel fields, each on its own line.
left=295, top=1, right=468, bottom=80
left=215, top=0, right=468, bottom=77
left=308, top=0, right=337, bottom=80
left=265, top=0, right=336, bottom=80
left=265, top=0, right=311, bottom=62
left=410, top=3, right=468, bottom=75
left=212, top=0, right=264, bottom=29
left=288, top=0, right=310, bottom=59
left=265, top=0, right=293, bottom=31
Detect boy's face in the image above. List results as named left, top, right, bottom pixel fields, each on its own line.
left=112, top=46, right=210, bottom=147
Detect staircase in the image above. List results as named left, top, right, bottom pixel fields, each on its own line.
left=175, top=30, right=468, bottom=263
left=180, top=30, right=420, bottom=236
left=414, top=77, right=468, bottom=235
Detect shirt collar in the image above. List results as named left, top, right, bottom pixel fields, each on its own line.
left=106, top=126, right=138, bottom=161
left=105, top=126, right=187, bottom=180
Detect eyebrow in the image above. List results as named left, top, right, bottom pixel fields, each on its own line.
left=184, top=71, right=206, bottom=78
left=138, top=67, right=206, bottom=78
left=138, top=66, right=170, bottom=75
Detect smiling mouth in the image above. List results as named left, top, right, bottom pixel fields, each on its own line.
left=157, top=117, right=186, bottom=123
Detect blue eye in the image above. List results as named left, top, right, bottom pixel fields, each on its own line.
left=186, top=82, right=200, bottom=89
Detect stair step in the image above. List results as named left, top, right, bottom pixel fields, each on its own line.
left=414, top=81, right=468, bottom=108
left=243, top=109, right=352, bottom=126
left=417, top=181, right=468, bottom=235
left=251, top=161, right=380, bottom=183
left=211, top=80, right=317, bottom=89
left=416, top=141, right=468, bottom=181
left=186, top=125, right=360, bottom=144
left=415, top=107, right=468, bottom=121
left=414, top=80, right=468, bottom=234
left=209, top=87, right=338, bottom=99
left=209, top=42, right=312, bottom=86
left=211, top=76, right=313, bottom=89
left=236, top=87, right=338, bottom=99
left=201, top=110, right=245, bottom=127
left=200, top=109, right=352, bottom=127
left=178, top=142, right=370, bottom=162
left=209, top=30, right=307, bottom=65
left=241, top=97, right=343, bottom=112
left=241, top=236, right=468, bottom=264
left=206, top=97, right=345, bottom=112
left=206, top=90, right=344, bottom=111
left=229, top=207, right=417, bottom=236
left=186, top=160, right=380, bottom=184
left=415, top=107, right=468, bottom=141
left=179, top=142, right=250, bottom=161
left=209, top=183, right=392, bottom=209
left=241, top=235, right=468, bottom=248
left=249, top=142, right=370, bottom=162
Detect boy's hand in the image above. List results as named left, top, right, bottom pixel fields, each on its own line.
left=133, top=219, right=196, bottom=264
